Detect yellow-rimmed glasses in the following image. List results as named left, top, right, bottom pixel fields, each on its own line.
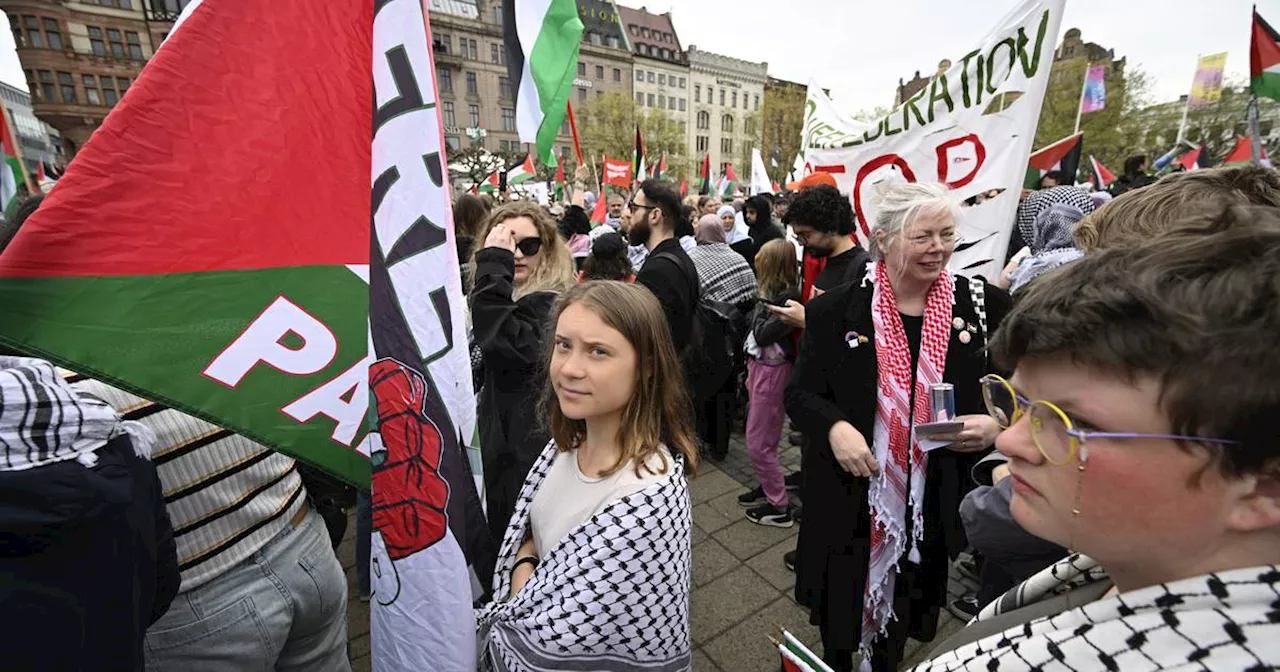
left=980, top=374, right=1240, bottom=466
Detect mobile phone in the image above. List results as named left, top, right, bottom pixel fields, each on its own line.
left=914, top=421, right=964, bottom=438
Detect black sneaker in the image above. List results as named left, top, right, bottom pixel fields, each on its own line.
left=783, top=550, right=796, bottom=572
left=784, top=471, right=802, bottom=491
left=737, top=486, right=768, bottom=507
left=947, top=596, right=981, bottom=621
left=746, top=503, right=794, bottom=528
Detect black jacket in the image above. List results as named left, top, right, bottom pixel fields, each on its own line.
left=750, top=285, right=802, bottom=362
left=636, top=237, right=698, bottom=354
left=0, top=434, right=178, bottom=671
left=470, top=247, right=559, bottom=545
left=784, top=274, right=1010, bottom=650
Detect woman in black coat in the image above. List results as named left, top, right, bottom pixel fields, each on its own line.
left=470, top=201, right=577, bottom=546
left=784, top=183, right=1010, bottom=671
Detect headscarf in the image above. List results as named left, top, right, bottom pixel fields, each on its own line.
left=696, top=214, right=727, bottom=244
left=716, top=205, right=735, bottom=219
left=1010, top=187, right=1093, bottom=293
left=717, top=206, right=750, bottom=245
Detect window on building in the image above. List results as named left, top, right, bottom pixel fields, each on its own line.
left=613, top=68, right=621, bottom=82
left=658, top=94, right=665, bottom=108
left=23, top=16, right=43, bottom=49
left=439, top=68, right=452, bottom=92
left=493, top=4, right=503, bottom=25
left=697, top=110, right=709, bottom=130
left=647, top=71, right=654, bottom=83
left=720, top=89, right=725, bottom=106
left=722, top=114, right=734, bottom=133
left=468, top=104, right=479, bottom=127
left=636, top=69, right=643, bottom=82
left=668, top=97, right=675, bottom=110
left=754, top=94, right=760, bottom=110
left=578, top=62, right=586, bottom=77
left=695, top=85, right=700, bottom=102
left=442, top=101, right=456, bottom=127
left=38, top=70, right=56, bottom=102
left=466, top=72, right=477, bottom=95
left=696, top=135, right=708, bottom=152
left=732, top=91, right=737, bottom=108
left=10, top=22, right=23, bottom=48
left=744, top=95, right=750, bottom=110
left=102, top=77, right=118, bottom=106
left=707, top=86, right=713, bottom=103
left=125, top=31, right=143, bottom=60
left=680, top=121, right=686, bottom=133
left=589, top=31, right=602, bottom=45
left=595, top=65, right=603, bottom=79
left=642, top=28, right=650, bottom=38
left=42, top=18, right=62, bottom=50
left=578, top=87, right=586, bottom=102
left=499, top=76, right=512, bottom=100
left=743, top=140, right=754, bottom=157
left=469, top=39, right=479, bottom=59
left=87, top=26, right=105, bottom=56
left=658, top=73, right=666, bottom=85
left=606, top=35, right=619, bottom=48
left=562, top=119, right=569, bottom=134
left=118, top=77, right=129, bottom=95
left=636, top=92, right=644, bottom=105
left=58, top=71, right=75, bottom=103
left=721, top=137, right=733, bottom=154
left=678, top=98, right=686, bottom=112
left=647, top=93, right=654, bottom=107
left=498, top=139, right=510, bottom=152
left=501, top=108, right=515, bottom=132
left=445, top=136, right=461, bottom=150
left=82, top=74, right=100, bottom=105
left=490, top=43, right=503, bottom=65
left=438, top=34, right=452, bottom=54
left=107, top=29, right=125, bottom=58
left=745, top=117, right=755, bottom=135
left=679, top=77, right=686, bottom=89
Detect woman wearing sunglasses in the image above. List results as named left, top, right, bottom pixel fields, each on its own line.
left=785, top=182, right=1012, bottom=671
left=916, top=207, right=1280, bottom=670
left=470, top=201, right=577, bottom=548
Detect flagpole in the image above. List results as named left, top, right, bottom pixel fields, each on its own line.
left=1177, top=53, right=1200, bottom=144
left=1249, top=95, right=1263, bottom=164
left=1073, top=61, right=1090, bottom=136
left=566, top=100, right=585, bottom=166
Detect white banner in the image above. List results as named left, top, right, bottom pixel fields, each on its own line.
left=799, top=0, right=1065, bottom=279
left=750, top=148, right=773, bottom=194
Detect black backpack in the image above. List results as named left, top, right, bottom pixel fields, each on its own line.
left=654, top=251, right=747, bottom=400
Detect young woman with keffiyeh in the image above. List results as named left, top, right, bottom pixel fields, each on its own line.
left=785, top=182, right=1012, bottom=671
left=914, top=205, right=1280, bottom=671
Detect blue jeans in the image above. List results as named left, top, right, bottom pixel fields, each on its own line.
left=143, top=508, right=351, bottom=672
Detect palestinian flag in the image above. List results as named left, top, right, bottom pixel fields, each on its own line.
left=1252, top=9, right=1280, bottom=102
left=651, top=151, right=666, bottom=180
left=719, top=163, right=737, bottom=198
left=698, top=153, right=711, bottom=195
left=0, top=105, right=29, bottom=212
left=507, top=152, right=536, bottom=185
left=1025, top=133, right=1082, bottom=189
left=1087, top=155, right=1115, bottom=188
left=679, top=177, right=687, bottom=197
left=554, top=159, right=566, bottom=200
left=0, top=0, right=493, bottom=668
left=476, top=170, right=502, bottom=193
left=1153, top=140, right=1198, bottom=171
left=1222, top=135, right=1269, bottom=166
left=632, top=124, right=646, bottom=184
left=776, top=630, right=833, bottom=672
left=504, top=0, right=583, bottom=164
left=589, top=187, right=608, bottom=226
left=1176, top=146, right=1205, bottom=171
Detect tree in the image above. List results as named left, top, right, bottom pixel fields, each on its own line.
left=762, top=85, right=806, bottom=183
left=578, top=91, right=688, bottom=185
left=738, top=109, right=763, bottom=181
left=1032, top=60, right=1152, bottom=179
left=1180, top=79, right=1280, bottom=164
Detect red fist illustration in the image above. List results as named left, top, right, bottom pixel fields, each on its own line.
left=370, top=358, right=450, bottom=560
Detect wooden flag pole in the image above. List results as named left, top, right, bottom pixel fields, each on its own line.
left=566, top=100, right=585, bottom=166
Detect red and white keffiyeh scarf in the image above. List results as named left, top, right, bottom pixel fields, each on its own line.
left=861, top=261, right=953, bottom=663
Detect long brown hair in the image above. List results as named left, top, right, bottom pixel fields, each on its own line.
left=754, top=238, right=799, bottom=298
left=469, top=201, right=576, bottom=299
left=541, top=281, right=699, bottom=478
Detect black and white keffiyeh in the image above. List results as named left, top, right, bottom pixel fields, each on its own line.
left=475, top=441, right=693, bottom=672
left=0, top=356, right=139, bottom=471
left=913, top=553, right=1280, bottom=671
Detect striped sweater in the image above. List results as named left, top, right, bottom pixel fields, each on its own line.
left=68, top=374, right=305, bottom=592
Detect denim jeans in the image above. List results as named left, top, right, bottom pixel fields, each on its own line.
left=143, top=508, right=351, bottom=672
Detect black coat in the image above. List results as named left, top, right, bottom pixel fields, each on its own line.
left=636, top=237, right=698, bottom=354
left=784, top=274, right=1010, bottom=650
left=470, top=247, right=558, bottom=546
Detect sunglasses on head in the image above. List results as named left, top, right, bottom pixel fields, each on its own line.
left=515, top=236, right=543, bottom=257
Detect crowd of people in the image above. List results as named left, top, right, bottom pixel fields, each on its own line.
left=3, top=154, right=1280, bottom=672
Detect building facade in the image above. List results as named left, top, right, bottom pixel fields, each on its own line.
left=573, top=0, right=632, bottom=111
left=617, top=6, right=690, bottom=148
left=0, top=80, right=61, bottom=175
left=1, top=0, right=183, bottom=154
left=687, top=45, right=766, bottom=179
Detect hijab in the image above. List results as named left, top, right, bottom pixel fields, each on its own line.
left=696, top=214, right=727, bottom=244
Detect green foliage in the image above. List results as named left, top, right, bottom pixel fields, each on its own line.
left=578, top=91, right=688, bottom=184
left=762, top=86, right=806, bottom=182
left=1033, top=60, right=1151, bottom=179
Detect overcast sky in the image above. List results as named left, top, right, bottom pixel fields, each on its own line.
left=0, top=0, right=1261, bottom=113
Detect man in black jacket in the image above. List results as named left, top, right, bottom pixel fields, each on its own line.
left=632, top=179, right=698, bottom=353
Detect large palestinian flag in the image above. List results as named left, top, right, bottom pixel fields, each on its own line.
left=0, top=0, right=493, bottom=668
left=1252, top=9, right=1280, bottom=102
left=1025, top=132, right=1082, bottom=188
left=504, top=0, right=583, bottom=164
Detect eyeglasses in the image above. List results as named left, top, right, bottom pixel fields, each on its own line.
left=514, top=236, right=543, bottom=257
left=980, top=374, right=1239, bottom=466
left=627, top=200, right=657, bottom=215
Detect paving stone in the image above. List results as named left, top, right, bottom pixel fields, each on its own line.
left=692, top=647, right=721, bottom=671
left=693, top=538, right=740, bottom=588
left=693, top=501, right=737, bottom=535
left=745, top=537, right=798, bottom=593
left=706, top=489, right=750, bottom=521
left=690, top=566, right=781, bottom=645
left=713, top=518, right=798, bottom=562
left=349, top=632, right=370, bottom=662
left=346, top=595, right=370, bottom=637
left=701, top=596, right=821, bottom=672
left=691, top=470, right=743, bottom=505
left=691, top=523, right=709, bottom=546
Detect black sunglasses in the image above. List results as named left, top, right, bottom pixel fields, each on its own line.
left=515, top=236, right=543, bottom=256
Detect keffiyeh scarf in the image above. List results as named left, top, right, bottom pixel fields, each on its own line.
left=863, top=261, right=953, bottom=664
left=475, top=442, right=693, bottom=672
left=914, top=553, right=1280, bottom=671
left=0, top=356, right=145, bottom=471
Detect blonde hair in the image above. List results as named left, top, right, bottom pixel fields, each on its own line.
left=470, top=201, right=575, bottom=299
left=755, top=238, right=798, bottom=298
left=541, top=281, right=700, bottom=479
left=870, top=182, right=961, bottom=261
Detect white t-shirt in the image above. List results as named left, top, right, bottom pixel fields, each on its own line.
left=530, top=446, right=674, bottom=558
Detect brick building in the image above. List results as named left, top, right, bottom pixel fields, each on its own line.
left=617, top=5, right=690, bottom=148
left=1, top=0, right=184, bottom=154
